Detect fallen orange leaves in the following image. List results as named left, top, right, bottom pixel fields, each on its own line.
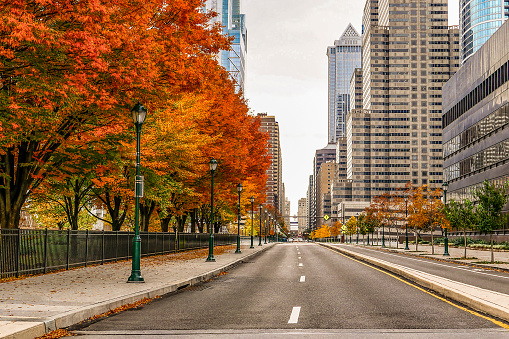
left=35, top=329, right=76, bottom=339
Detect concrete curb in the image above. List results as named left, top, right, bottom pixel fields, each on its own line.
left=1, top=244, right=275, bottom=339
left=319, top=243, right=509, bottom=323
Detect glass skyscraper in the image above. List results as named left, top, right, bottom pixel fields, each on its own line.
left=327, top=24, right=362, bottom=143
left=204, top=0, right=247, bottom=93
left=461, top=0, right=509, bottom=63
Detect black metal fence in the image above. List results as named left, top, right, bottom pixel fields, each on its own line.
left=0, top=229, right=236, bottom=279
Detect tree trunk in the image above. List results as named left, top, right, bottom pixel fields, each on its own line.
left=62, top=178, right=93, bottom=231
left=415, top=228, right=418, bottom=251
left=190, top=209, right=197, bottom=233
left=176, top=215, right=188, bottom=233
left=100, top=192, right=128, bottom=231
left=140, top=200, right=156, bottom=232
left=0, top=117, right=84, bottom=229
left=431, top=226, right=434, bottom=255
left=160, top=216, right=171, bottom=233
left=395, top=227, right=399, bottom=249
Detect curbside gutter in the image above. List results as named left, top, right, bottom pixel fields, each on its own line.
left=319, top=243, right=509, bottom=323
left=1, top=244, right=275, bottom=339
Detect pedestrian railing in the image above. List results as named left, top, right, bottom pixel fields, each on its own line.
left=0, top=229, right=236, bottom=279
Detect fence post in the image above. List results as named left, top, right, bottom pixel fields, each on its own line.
left=16, top=229, right=21, bottom=278
left=101, top=230, right=105, bottom=265
left=43, top=228, right=48, bottom=274
left=115, top=231, right=118, bottom=262
left=66, top=229, right=70, bottom=270
left=85, top=230, right=89, bottom=267
left=127, top=230, right=130, bottom=259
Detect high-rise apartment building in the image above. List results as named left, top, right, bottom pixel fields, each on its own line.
left=258, top=113, right=283, bottom=214
left=310, top=144, right=336, bottom=229
left=443, top=19, right=509, bottom=211
left=460, top=0, right=509, bottom=64
left=284, top=197, right=291, bottom=228
left=316, top=162, right=335, bottom=226
left=327, top=24, right=362, bottom=143
left=204, top=0, right=247, bottom=92
left=349, top=0, right=459, bottom=201
left=298, top=198, right=307, bottom=234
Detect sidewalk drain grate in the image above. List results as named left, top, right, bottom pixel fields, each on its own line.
left=184, top=285, right=211, bottom=291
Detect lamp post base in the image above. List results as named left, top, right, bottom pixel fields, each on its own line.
left=235, top=236, right=241, bottom=253
left=127, top=271, right=144, bottom=283
left=206, top=234, right=215, bottom=262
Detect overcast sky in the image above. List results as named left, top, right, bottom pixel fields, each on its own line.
left=242, top=0, right=460, bottom=216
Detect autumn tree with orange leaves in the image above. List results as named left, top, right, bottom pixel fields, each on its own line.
left=0, top=1, right=270, bottom=230
left=407, top=185, right=447, bottom=252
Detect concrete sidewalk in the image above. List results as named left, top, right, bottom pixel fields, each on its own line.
left=0, top=243, right=275, bottom=339
left=348, top=240, right=509, bottom=270
left=320, top=242, right=509, bottom=325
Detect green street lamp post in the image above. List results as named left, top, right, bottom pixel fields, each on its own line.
left=235, top=183, right=243, bottom=253
left=382, top=223, right=386, bottom=248
left=405, top=199, right=410, bottom=250
left=356, top=213, right=359, bottom=244
left=443, top=182, right=450, bottom=256
left=250, top=196, right=255, bottom=248
left=128, top=103, right=147, bottom=283
left=206, top=158, right=218, bottom=262
left=264, top=209, right=268, bottom=244
left=258, top=205, right=263, bottom=246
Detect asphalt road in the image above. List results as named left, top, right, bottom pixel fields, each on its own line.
left=330, top=244, right=509, bottom=294
left=72, top=243, right=509, bottom=338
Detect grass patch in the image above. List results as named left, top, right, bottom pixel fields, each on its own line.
left=473, top=261, right=509, bottom=264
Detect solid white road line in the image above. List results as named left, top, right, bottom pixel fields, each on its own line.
left=358, top=246, right=509, bottom=280
left=300, top=276, right=305, bottom=282
left=288, top=307, right=301, bottom=324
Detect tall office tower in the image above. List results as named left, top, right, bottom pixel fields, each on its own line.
left=258, top=113, right=283, bottom=212
left=204, top=0, right=247, bottom=93
left=443, top=19, right=509, bottom=210
left=352, top=0, right=459, bottom=201
left=298, top=198, right=307, bottom=234
left=460, top=0, right=509, bottom=64
left=327, top=24, right=362, bottom=143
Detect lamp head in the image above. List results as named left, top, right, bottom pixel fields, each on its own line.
left=442, top=182, right=448, bottom=192
left=250, top=196, right=255, bottom=203
left=131, top=102, right=147, bottom=125
left=209, top=158, right=218, bottom=172
left=237, top=183, right=243, bottom=193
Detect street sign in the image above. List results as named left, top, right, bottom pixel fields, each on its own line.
left=323, top=215, right=330, bottom=221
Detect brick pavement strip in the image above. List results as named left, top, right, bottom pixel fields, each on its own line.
left=0, top=244, right=275, bottom=339
left=320, top=243, right=509, bottom=323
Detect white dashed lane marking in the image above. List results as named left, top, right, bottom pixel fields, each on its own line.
left=300, top=276, right=305, bottom=282
left=288, top=307, right=301, bottom=324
